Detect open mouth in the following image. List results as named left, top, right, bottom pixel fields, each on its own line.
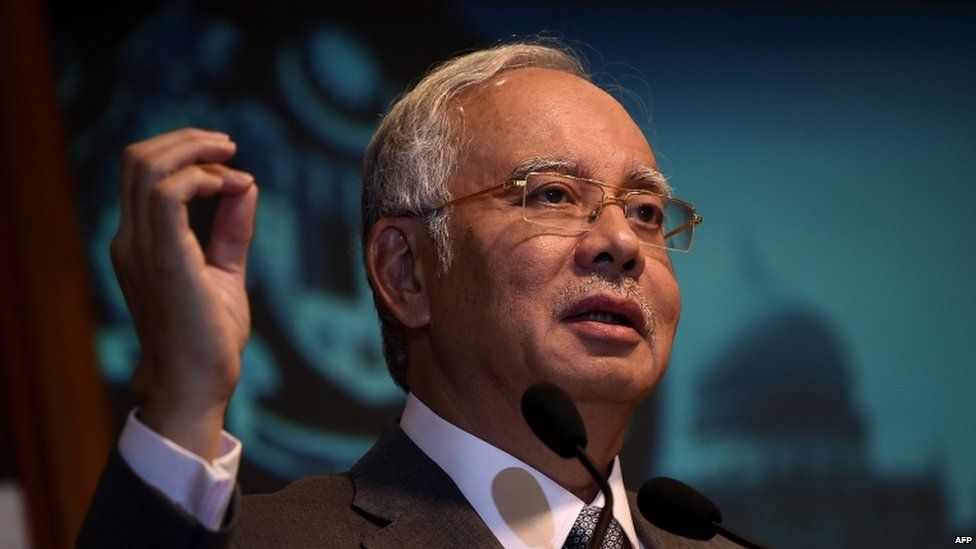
left=575, top=311, right=634, bottom=328
left=561, top=294, right=648, bottom=338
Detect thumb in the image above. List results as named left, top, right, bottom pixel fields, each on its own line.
left=207, top=182, right=259, bottom=274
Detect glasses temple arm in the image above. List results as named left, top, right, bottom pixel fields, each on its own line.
left=663, top=214, right=702, bottom=240
left=429, top=181, right=521, bottom=211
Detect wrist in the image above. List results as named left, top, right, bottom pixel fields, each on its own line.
left=139, top=392, right=229, bottom=462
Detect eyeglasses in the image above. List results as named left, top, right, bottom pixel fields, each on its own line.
left=427, top=172, right=702, bottom=252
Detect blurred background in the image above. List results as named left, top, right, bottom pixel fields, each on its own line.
left=1, top=1, right=974, bottom=547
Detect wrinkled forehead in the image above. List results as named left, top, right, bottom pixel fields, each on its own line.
left=454, top=67, right=658, bottom=190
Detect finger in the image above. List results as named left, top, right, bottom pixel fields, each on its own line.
left=120, top=129, right=230, bottom=241
left=138, top=131, right=237, bottom=179
left=126, top=129, right=231, bottom=175
left=198, top=163, right=256, bottom=195
left=132, top=137, right=238, bottom=263
left=124, top=130, right=232, bottom=266
left=206, top=183, right=259, bottom=275
left=147, top=165, right=255, bottom=258
left=137, top=128, right=231, bottom=153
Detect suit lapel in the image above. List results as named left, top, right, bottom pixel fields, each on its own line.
left=351, top=425, right=503, bottom=549
left=349, top=426, right=739, bottom=548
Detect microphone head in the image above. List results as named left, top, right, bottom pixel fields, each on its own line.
left=637, top=477, right=721, bottom=541
left=521, top=382, right=588, bottom=459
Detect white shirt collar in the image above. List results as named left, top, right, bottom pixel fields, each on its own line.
left=400, top=393, right=642, bottom=549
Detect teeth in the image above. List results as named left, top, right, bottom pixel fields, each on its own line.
left=582, top=312, right=630, bottom=326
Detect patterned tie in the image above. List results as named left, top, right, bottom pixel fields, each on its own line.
left=562, top=505, right=630, bottom=549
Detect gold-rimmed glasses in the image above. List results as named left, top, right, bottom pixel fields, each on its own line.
left=426, top=172, right=702, bottom=252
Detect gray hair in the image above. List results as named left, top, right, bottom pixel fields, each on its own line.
left=361, top=41, right=588, bottom=391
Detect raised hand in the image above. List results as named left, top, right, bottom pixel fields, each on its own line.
left=111, top=128, right=258, bottom=460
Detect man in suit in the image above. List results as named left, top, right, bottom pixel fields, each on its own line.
left=79, top=42, right=729, bottom=547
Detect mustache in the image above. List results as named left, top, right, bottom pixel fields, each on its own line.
left=553, top=274, right=656, bottom=338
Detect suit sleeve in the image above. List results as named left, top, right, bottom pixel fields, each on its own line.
left=76, top=446, right=239, bottom=548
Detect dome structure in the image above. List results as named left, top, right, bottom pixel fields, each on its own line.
left=696, top=305, right=864, bottom=441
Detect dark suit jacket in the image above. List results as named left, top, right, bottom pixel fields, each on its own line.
left=78, top=425, right=741, bottom=548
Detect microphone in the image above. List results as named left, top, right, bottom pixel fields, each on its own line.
left=521, top=382, right=613, bottom=549
left=637, top=477, right=769, bottom=549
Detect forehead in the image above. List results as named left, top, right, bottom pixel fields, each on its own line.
left=454, top=68, right=656, bottom=188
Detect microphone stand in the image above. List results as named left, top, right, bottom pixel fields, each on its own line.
left=574, top=444, right=613, bottom=549
left=520, top=383, right=616, bottom=549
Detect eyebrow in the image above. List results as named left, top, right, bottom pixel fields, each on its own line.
left=628, top=164, right=672, bottom=196
left=507, top=156, right=672, bottom=196
left=507, top=156, right=584, bottom=180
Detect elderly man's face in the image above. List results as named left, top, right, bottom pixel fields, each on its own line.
left=422, top=68, right=681, bottom=407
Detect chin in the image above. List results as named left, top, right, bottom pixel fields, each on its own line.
left=548, top=353, right=661, bottom=405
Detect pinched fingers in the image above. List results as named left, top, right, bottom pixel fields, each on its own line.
left=113, top=129, right=254, bottom=331
left=119, top=128, right=232, bottom=242
left=111, top=163, right=254, bottom=344
left=129, top=132, right=237, bottom=252
left=147, top=164, right=255, bottom=262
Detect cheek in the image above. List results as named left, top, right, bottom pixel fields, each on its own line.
left=502, top=237, right=567, bottom=290
left=644, top=258, right=682, bottom=337
left=451, top=231, right=573, bottom=349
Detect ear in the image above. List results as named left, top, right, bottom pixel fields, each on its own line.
left=365, top=217, right=432, bottom=328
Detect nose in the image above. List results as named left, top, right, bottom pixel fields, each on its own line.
left=573, top=203, right=646, bottom=279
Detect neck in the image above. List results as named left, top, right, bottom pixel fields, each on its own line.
left=411, top=381, right=632, bottom=502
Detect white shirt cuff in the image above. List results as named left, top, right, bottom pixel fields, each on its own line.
left=117, top=409, right=241, bottom=531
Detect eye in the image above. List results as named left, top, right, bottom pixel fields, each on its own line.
left=630, top=199, right=664, bottom=228
left=541, top=187, right=568, bottom=204
left=525, top=179, right=581, bottom=207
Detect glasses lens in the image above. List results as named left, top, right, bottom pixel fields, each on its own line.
left=625, top=193, right=665, bottom=245
left=522, top=174, right=601, bottom=229
left=663, top=200, right=695, bottom=252
left=521, top=173, right=697, bottom=252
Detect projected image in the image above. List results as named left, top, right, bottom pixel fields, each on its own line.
left=58, top=5, right=407, bottom=487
